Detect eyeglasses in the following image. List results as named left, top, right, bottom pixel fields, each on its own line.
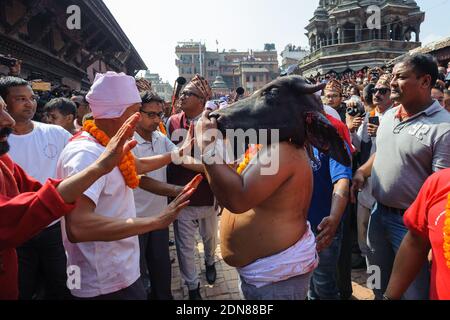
left=372, top=88, right=390, bottom=95
left=181, top=91, right=201, bottom=99
left=140, top=110, right=164, bottom=119
left=325, top=94, right=340, bottom=99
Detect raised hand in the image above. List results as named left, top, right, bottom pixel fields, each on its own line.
left=346, top=115, right=363, bottom=133
left=182, top=174, right=204, bottom=192
left=195, top=110, right=218, bottom=152
left=156, top=175, right=203, bottom=228
left=95, top=113, right=141, bottom=174
left=178, top=123, right=195, bottom=157
left=367, top=123, right=379, bottom=137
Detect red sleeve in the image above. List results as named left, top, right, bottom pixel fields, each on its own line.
left=404, top=174, right=436, bottom=239
left=0, top=179, right=76, bottom=251
left=326, top=114, right=356, bottom=154
left=12, top=162, right=42, bottom=193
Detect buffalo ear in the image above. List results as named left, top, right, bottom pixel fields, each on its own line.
left=304, top=112, right=351, bottom=167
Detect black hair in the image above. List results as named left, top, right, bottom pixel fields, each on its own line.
left=363, top=83, right=375, bottom=106
left=71, top=95, right=88, bottom=108
left=0, top=76, right=30, bottom=100
left=45, top=97, right=77, bottom=118
left=400, top=53, right=439, bottom=87
left=433, top=84, right=444, bottom=94
left=348, top=85, right=361, bottom=96
left=140, top=91, right=164, bottom=105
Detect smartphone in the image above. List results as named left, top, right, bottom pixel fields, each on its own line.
left=368, top=116, right=380, bottom=126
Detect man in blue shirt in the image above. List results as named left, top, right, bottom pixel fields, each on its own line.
left=308, top=148, right=352, bottom=300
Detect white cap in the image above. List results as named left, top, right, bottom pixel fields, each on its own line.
left=86, top=72, right=142, bottom=119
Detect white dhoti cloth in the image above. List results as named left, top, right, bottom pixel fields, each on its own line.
left=237, top=223, right=318, bottom=288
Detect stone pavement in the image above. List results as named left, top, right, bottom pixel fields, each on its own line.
left=169, top=221, right=375, bottom=301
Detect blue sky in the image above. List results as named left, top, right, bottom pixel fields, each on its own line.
left=103, top=0, right=449, bottom=82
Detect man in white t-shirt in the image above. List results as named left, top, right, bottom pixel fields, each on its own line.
left=45, top=98, right=78, bottom=135
left=57, top=72, right=198, bottom=299
left=0, top=76, right=72, bottom=300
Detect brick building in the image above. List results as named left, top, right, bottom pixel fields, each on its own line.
left=175, top=42, right=279, bottom=94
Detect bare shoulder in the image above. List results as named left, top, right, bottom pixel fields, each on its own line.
left=275, top=142, right=308, bottom=163
left=262, top=141, right=301, bottom=154
left=254, top=142, right=308, bottom=177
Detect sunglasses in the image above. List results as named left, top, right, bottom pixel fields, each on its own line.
left=181, top=91, right=201, bottom=99
left=372, top=88, right=390, bottom=95
left=140, top=110, right=164, bottom=119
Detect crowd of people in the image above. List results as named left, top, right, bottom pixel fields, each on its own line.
left=0, top=51, right=449, bottom=301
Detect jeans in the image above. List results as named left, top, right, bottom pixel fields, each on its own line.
left=308, top=223, right=343, bottom=300
left=240, top=272, right=313, bottom=300
left=17, top=222, right=72, bottom=300
left=337, top=207, right=353, bottom=299
left=367, top=202, right=430, bottom=300
left=138, top=228, right=173, bottom=300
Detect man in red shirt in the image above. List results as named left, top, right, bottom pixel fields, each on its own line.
left=385, top=168, right=450, bottom=300
left=0, top=96, right=196, bottom=300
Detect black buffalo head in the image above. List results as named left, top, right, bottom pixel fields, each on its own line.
left=209, top=76, right=351, bottom=167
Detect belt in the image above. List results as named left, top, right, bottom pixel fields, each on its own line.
left=378, top=203, right=406, bottom=216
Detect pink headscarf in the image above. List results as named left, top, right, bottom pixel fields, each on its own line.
left=86, top=72, right=141, bottom=119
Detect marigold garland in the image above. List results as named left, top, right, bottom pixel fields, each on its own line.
left=443, top=194, right=450, bottom=269
left=236, top=144, right=263, bottom=175
left=158, top=122, right=167, bottom=136
left=83, top=120, right=140, bottom=189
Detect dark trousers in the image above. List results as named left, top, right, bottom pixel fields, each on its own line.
left=138, top=228, right=173, bottom=300
left=337, top=206, right=353, bottom=300
left=75, top=278, right=146, bottom=300
left=17, top=222, right=72, bottom=300
left=309, top=223, right=343, bottom=300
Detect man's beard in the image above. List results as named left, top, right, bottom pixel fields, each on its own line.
left=0, top=127, right=13, bottom=156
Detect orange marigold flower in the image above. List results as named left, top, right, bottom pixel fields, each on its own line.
left=83, top=121, right=140, bottom=189
left=236, top=144, right=263, bottom=176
